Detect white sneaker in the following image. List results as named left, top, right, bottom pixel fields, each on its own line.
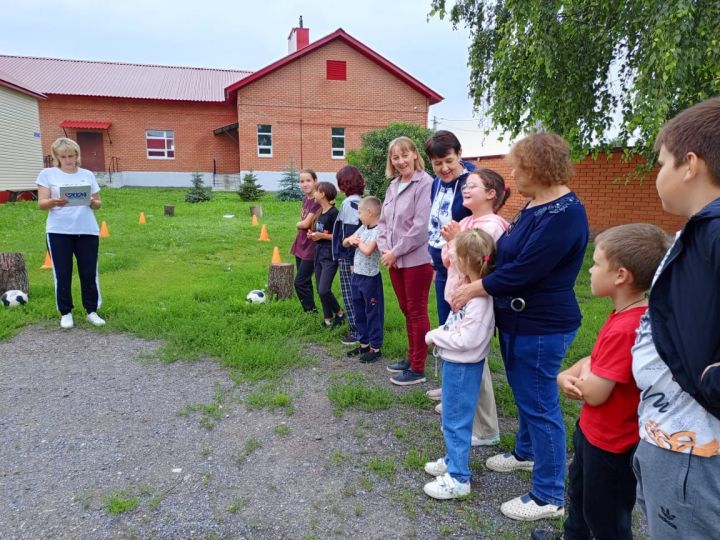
left=500, top=493, right=564, bottom=521
left=424, top=458, right=448, bottom=476
left=86, top=312, right=106, bottom=326
left=423, top=473, right=470, bottom=500
left=486, top=452, right=534, bottom=472
left=471, top=434, right=500, bottom=447
left=60, top=313, right=74, bottom=329
left=425, top=387, right=442, bottom=401
left=434, top=402, right=442, bottom=415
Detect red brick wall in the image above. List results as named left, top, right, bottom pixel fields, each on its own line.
left=236, top=40, right=429, bottom=173
left=38, top=96, right=240, bottom=173
left=473, top=150, right=686, bottom=234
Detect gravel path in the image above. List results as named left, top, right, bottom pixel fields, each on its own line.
left=1, top=325, right=647, bottom=539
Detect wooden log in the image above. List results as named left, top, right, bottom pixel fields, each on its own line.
left=250, top=205, right=263, bottom=218
left=0, top=252, right=29, bottom=293
left=267, top=262, right=294, bottom=300
left=164, top=204, right=175, bottom=217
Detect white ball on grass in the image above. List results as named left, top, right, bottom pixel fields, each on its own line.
left=1, top=290, right=28, bottom=307
left=246, top=289, right=267, bottom=304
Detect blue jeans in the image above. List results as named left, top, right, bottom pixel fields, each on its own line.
left=499, top=330, right=577, bottom=506
left=428, top=245, right=450, bottom=325
left=441, top=359, right=485, bottom=483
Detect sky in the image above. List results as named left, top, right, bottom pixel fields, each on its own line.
left=0, top=0, right=511, bottom=156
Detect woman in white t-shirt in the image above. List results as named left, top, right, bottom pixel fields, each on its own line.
left=36, top=137, right=105, bottom=329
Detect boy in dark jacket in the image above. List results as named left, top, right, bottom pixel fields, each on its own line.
left=631, top=97, right=720, bottom=540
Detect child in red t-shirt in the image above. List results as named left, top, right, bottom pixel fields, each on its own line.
left=532, top=223, right=671, bottom=540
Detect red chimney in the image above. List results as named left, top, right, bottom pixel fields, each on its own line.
left=288, top=16, right=310, bottom=53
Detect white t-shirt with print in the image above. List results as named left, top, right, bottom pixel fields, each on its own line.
left=428, top=178, right=462, bottom=249
left=632, top=234, right=720, bottom=457
left=36, top=167, right=100, bottom=235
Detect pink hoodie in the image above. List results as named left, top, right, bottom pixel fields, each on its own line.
left=441, top=213, right=509, bottom=305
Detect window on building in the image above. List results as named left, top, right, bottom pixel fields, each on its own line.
left=146, top=130, right=175, bottom=159
left=257, top=124, right=272, bottom=157
left=326, top=60, right=347, bottom=81
left=332, top=127, right=345, bottom=159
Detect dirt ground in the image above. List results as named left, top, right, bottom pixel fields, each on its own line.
left=0, top=325, right=648, bottom=539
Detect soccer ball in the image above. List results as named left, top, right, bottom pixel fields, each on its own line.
left=246, top=289, right=267, bottom=304
left=1, top=290, right=28, bottom=307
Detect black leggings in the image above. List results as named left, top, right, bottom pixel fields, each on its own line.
left=47, top=233, right=101, bottom=315
left=313, top=244, right=340, bottom=319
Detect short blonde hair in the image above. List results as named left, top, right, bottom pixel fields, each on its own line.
left=51, top=137, right=81, bottom=168
left=594, top=223, right=671, bottom=292
left=360, top=196, right=382, bottom=216
left=386, top=136, right=425, bottom=178
left=508, top=132, right=573, bottom=186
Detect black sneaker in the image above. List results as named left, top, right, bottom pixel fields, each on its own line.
left=331, top=312, right=346, bottom=329
left=390, top=369, right=426, bottom=386
left=340, top=334, right=358, bottom=346
left=346, top=345, right=370, bottom=357
left=386, top=360, right=410, bottom=373
left=360, top=349, right=382, bottom=364
left=531, top=530, right=563, bottom=540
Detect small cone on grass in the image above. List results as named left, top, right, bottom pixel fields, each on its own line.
left=40, top=250, right=53, bottom=269
left=258, top=224, right=270, bottom=241
left=271, top=246, right=282, bottom=264
left=139, top=212, right=147, bottom=224
left=252, top=214, right=259, bottom=226
left=100, top=221, right=110, bottom=238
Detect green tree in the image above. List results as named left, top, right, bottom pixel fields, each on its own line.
left=429, top=1, right=720, bottom=157
left=237, top=170, right=265, bottom=201
left=346, top=122, right=434, bottom=198
left=185, top=171, right=212, bottom=203
left=276, top=158, right=303, bottom=201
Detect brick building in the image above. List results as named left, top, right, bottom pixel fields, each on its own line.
left=0, top=26, right=441, bottom=191
left=472, top=151, right=686, bottom=234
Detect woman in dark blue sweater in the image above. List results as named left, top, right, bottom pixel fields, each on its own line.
left=451, top=133, right=588, bottom=521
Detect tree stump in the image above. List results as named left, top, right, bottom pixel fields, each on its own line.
left=250, top=205, right=263, bottom=218
left=0, top=253, right=29, bottom=293
left=164, top=204, right=175, bottom=217
left=267, top=263, right=294, bottom=300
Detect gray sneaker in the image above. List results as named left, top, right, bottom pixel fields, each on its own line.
left=390, top=370, right=426, bottom=386
left=386, top=360, right=410, bottom=373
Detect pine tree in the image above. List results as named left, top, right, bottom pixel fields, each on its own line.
left=185, top=171, right=212, bottom=203
left=276, top=158, right=303, bottom=201
left=237, top=170, right=265, bottom=201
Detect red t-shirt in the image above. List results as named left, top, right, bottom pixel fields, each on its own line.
left=578, top=306, right=646, bottom=453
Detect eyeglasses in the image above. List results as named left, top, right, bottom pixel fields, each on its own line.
left=461, top=183, right=490, bottom=192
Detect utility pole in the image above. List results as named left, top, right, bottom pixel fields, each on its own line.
left=432, top=115, right=438, bottom=132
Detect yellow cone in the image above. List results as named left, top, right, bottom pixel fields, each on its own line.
left=139, top=212, right=147, bottom=224
left=252, top=214, right=259, bottom=226
left=258, top=224, right=270, bottom=241
left=271, top=246, right=282, bottom=264
left=40, top=250, right=53, bottom=269
left=100, top=221, right=110, bottom=238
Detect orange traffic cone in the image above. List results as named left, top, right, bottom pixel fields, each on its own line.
left=100, top=221, right=110, bottom=238
left=258, top=224, right=270, bottom=241
left=139, top=212, right=147, bottom=224
left=252, top=214, right=259, bottom=226
left=271, top=246, right=282, bottom=264
left=40, top=250, right=53, bottom=269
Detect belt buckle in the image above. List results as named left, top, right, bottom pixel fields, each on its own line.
left=510, top=297, right=526, bottom=312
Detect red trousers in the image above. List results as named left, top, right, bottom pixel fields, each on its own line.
left=389, top=263, right=433, bottom=372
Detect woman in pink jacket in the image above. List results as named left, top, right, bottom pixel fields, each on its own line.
left=377, top=136, right=434, bottom=386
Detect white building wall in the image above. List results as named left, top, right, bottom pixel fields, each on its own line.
left=0, top=86, right=43, bottom=190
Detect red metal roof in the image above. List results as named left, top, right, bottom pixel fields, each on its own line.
left=60, top=120, right=112, bottom=129
left=0, top=68, right=46, bottom=99
left=0, top=55, right=251, bottom=102
left=225, top=29, right=443, bottom=104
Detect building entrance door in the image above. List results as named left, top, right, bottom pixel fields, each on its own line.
left=76, top=132, right=105, bottom=172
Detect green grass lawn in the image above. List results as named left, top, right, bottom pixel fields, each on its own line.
left=0, top=187, right=612, bottom=423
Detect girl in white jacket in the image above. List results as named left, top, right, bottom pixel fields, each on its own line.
left=422, top=229, right=496, bottom=499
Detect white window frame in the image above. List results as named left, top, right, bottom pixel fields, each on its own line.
left=146, top=129, right=175, bottom=160
left=331, top=127, right=345, bottom=159
left=257, top=124, right=272, bottom=158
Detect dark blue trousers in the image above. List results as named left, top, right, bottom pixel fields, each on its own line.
left=47, top=233, right=101, bottom=315
left=350, top=272, right=384, bottom=349
left=429, top=245, right=450, bottom=325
